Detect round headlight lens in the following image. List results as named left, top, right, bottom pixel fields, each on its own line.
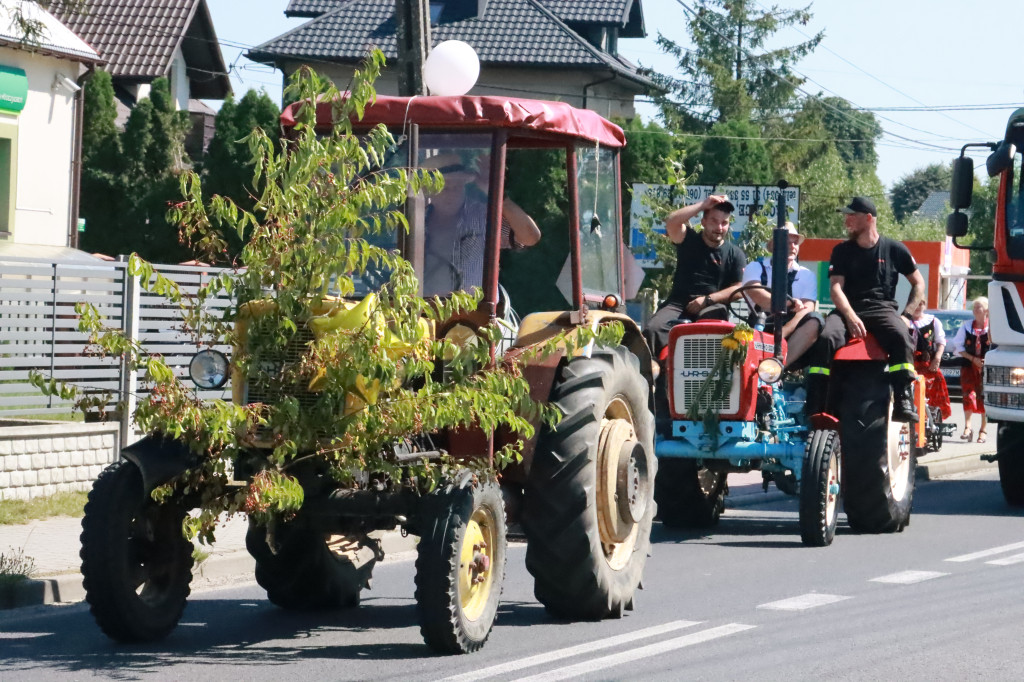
left=189, top=349, right=229, bottom=390
left=757, top=357, right=784, bottom=384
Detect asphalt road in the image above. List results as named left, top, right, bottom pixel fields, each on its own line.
left=1, top=469, right=1021, bottom=681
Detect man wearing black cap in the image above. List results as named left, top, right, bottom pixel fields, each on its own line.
left=646, top=194, right=747, bottom=356
left=805, top=196, right=926, bottom=422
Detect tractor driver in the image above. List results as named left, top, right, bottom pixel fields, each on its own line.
left=804, top=196, right=926, bottom=423
left=741, top=221, right=823, bottom=368
left=422, top=152, right=540, bottom=297
left=646, top=194, right=747, bottom=357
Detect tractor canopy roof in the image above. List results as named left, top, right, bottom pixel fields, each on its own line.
left=280, top=94, right=626, bottom=149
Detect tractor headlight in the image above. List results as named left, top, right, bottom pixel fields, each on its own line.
left=189, top=349, right=229, bottom=390
left=757, top=357, right=784, bottom=384
left=1011, top=367, right=1024, bottom=387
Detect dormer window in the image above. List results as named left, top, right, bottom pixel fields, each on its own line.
left=430, top=3, right=444, bottom=25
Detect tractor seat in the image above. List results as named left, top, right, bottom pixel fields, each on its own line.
left=833, top=334, right=888, bottom=362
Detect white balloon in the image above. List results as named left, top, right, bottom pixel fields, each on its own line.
left=423, top=40, right=480, bottom=96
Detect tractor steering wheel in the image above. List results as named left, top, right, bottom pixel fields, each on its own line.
left=729, top=282, right=796, bottom=327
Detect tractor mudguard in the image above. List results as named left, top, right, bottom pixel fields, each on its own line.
left=121, top=435, right=199, bottom=494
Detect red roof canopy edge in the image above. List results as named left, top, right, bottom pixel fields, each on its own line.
left=280, top=94, right=626, bottom=148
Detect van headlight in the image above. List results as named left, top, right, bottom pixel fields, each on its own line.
left=757, top=357, right=784, bottom=384
left=189, top=349, right=229, bottom=389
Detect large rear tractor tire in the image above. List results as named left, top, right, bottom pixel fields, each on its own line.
left=839, top=368, right=916, bottom=533
left=80, top=459, right=194, bottom=642
left=799, top=429, right=841, bottom=547
left=523, top=346, right=656, bottom=620
left=654, top=459, right=727, bottom=528
left=415, top=476, right=506, bottom=654
left=246, top=518, right=379, bottom=610
left=997, top=423, right=1024, bottom=507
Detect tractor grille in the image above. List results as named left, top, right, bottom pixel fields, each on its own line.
left=245, top=325, right=320, bottom=410
left=671, top=334, right=740, bottom=415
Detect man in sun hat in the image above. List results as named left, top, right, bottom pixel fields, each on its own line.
left=804, top=196, right=926, bottom=422
left=741, top=221, right=822, bottom=368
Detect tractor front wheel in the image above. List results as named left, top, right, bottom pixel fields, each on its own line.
left=246, top=519, right=378, bottom=610
left=654, top=459, right=727, bottom=528
left=80, top=459, right=194, bottom=642
left=523, top=346, right=656, bottom=620
left=415, top=476, right=506, bottom=654
left=799, top=429, right=841, bottom=546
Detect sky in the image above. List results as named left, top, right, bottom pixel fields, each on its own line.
left=205, top=0, right=1024, bottom=190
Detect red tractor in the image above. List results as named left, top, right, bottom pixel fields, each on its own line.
left=654, top=192, right=926, bottom=544
left=77, top=94, right=657, bottom=654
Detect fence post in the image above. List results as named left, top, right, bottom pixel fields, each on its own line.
left=48, top=262, right=58, bottom=409
left=119, top=259, right=140, bottom=448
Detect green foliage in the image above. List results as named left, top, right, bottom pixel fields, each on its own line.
left=41, top=56, right=624, bottom=540
left=80, top=76, right=193, bottom=261
left=890, top=163, right=952, bottom=223
left=695, top=117, right=772, bottom=185
left=201, top=90, right=282, bottom=217
left=0, top=491, right=89, bottom=525
left=655, top=0, right=822, bottom=122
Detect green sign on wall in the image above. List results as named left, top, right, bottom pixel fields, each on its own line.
left=0, top=66, right=28, bottom=114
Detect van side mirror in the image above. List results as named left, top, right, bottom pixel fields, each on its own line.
left=986, top=141, right=1015, bottom=177
left=946, top=210, right=968, bottom=238
left=949, top=156, right=974, bottom=210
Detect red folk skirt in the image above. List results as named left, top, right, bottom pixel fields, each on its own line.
left=915, top=361, right=952, bottom=419
left=960, top=362, right=985, bottom=414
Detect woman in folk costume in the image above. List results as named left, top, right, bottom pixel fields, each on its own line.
left=950, top=297, right=991, bottom=443
left=905, top=300, right=951, bottom=421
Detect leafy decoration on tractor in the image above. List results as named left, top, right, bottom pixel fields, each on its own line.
left=31, top=52, right=623, bottom=544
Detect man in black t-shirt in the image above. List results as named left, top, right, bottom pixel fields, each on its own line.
left=806, top=196, right=926, bottom=422
left=646, top=194, right=747, bottom=356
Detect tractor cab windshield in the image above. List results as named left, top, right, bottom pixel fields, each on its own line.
left=1006, top=145, right=1024, bottom=260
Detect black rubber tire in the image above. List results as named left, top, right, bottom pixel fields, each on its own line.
left=246, top=517, right=377, bottom=610
left=415, top=477, right=506, bottom=654
left=79, top=459, right=194, bottom=642
left=654, top=458, right=727, bottom=528
left=997, top=422, right=1024, bottom=507
left=838, top=366, right=916, bottom=533
left=799, top=429, right=841, bottom=547
left=523, top=346, right=656, bottom=620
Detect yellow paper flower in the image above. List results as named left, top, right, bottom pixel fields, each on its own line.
left=721, top=337, right=739, bottom=351
left=735, top=329, right=754, bottom=345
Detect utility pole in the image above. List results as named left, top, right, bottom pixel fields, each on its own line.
left=395, top=0, right=431, bottom=96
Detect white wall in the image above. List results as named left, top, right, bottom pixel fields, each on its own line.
left=283, top=61, right=642, bottom=120
left=170, top=46, right=189, bottom=111
left=0, top=48, right=83, bottom=247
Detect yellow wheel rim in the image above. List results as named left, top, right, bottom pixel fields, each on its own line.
left=459, top=506, right=496, bottom=622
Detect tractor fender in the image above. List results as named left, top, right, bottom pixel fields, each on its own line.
left=121, top=435, right=199, bottom=493
left=513, top=310, right=653, bottom=389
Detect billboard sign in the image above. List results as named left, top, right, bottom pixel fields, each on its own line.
left=630, top=184, right=800, bottom=267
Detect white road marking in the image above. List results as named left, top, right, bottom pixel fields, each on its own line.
left=441, top=620, right=700, bottom=682
left=986, top=552, right=1024, bottom=566
left=945, top=540, right=1024, bottom=563
left=0, top=632, right=50, bottom=639
left=870, top=570, right=949, bottom=584
left=757, top=593, right=851, bottom=611
left=514, top=623, right=756, bottom=682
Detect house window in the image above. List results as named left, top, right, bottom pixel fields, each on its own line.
left=0, top=122, right=17, bottom=238
left=430, top=3, right=444, bottom=24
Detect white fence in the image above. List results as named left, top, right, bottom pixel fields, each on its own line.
left=0, top=256, right=234, bottom=446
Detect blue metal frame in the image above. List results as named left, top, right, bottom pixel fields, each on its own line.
left=654, top=381, right=809, bottom=481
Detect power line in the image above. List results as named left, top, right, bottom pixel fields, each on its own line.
left=668, top=0, right=960, bottom=153
left=750, top=0, right=992, bottom=138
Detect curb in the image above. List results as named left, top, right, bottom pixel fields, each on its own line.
left=0, top=530, right=419, bottom=612
left=916, top=451, right=997, bottom=480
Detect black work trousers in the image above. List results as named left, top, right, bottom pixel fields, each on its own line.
left=647, top=299, right=729, bottom=359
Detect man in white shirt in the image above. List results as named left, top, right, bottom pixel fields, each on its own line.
left=741, top=222, right=822, bottom=368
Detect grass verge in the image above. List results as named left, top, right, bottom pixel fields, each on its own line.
left=0, top=491, right=89, bottom=525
